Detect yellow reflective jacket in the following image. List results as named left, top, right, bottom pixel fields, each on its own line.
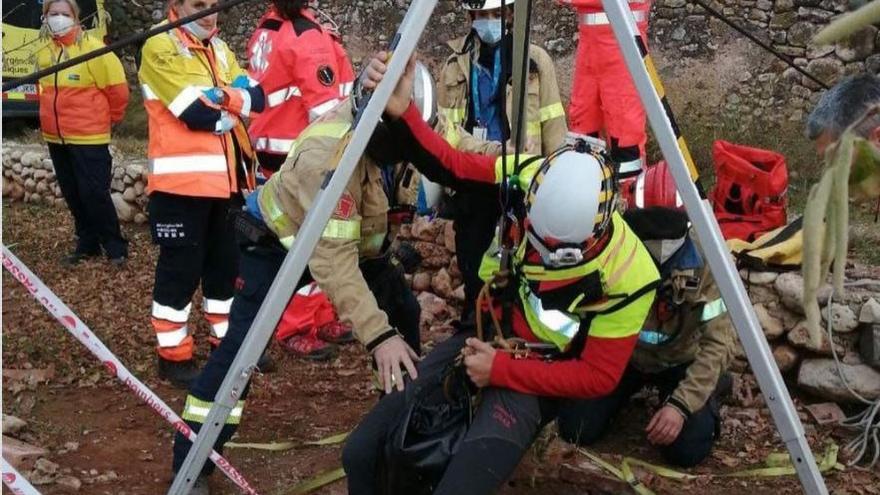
left=436, top=35, right=567, bottom=156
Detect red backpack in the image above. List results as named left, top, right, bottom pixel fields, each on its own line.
left=710, top=140, right=788, bottom=242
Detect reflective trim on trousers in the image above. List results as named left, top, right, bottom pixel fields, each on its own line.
left=210, top=320, right=229, bottom=339
left=152, top=301, right=192, bottom=323
left=203, top=297, right=233, bottom=315
left=181, top=395, right=245, bottom=424
left=156, top=325, right=189, bottom=347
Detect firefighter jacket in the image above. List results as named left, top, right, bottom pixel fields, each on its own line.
left=246, top=7, right=355, bottom=156
left=139, top=14, right=264, bottom=199
left=37, top=29, right=129, bottom=145
left=256, top=99, right=405, bottom=351
left=630, top=230, right=736, bottom=416
left=436, top=34, right=567, bottom=156
left=387, top=103, right=661, bottom=400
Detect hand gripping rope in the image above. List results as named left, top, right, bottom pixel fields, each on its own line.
left=1, top=458, right=42, bottom=495
left=0, top=246, right=259, bottom=495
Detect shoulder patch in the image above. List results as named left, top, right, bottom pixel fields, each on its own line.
left=334, top=192, right=356, bottom=219
left=317, top=65, right=335, bottom=87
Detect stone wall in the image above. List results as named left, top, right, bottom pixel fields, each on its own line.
left=2, top=143, right=149, bottom=224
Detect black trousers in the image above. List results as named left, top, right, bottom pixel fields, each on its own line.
left=149, top=192, right=240, bottom=346
left=47, top=143, right=127, bottom=258
left=172, top=241, right=422, bottom=476
left=343, top=332, right=556, bottom=495
left=451, top=188, right=501, bottom=323
left=556, top=364, right=722, bottom=468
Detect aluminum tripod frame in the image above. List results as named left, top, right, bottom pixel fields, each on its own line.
left=168, top=0, right=439, bottom=492
left=600, top=0, right=828, bottom=492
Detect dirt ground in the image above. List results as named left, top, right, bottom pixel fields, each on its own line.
left=3, top=201, right=879, bottom=495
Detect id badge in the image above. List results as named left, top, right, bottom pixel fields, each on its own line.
left=473, top=126, right=488, bottom=141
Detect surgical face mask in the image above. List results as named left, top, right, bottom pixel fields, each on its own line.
left=184, top=21, right=214, bottom=40
left=46, top=14, right=75, bottom=37
left=472, top=18, right=502, bottom=45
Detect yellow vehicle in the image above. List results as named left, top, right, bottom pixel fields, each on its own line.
left=2, top=0, right=108, bottom=118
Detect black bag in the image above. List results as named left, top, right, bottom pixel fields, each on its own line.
left=381, top=364, right=475, bottom=494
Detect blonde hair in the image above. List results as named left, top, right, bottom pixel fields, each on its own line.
left=42, top=0, right=81, bottom=23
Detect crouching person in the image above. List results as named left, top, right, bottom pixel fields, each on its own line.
left=341, top=54, right=660, bottom=495
left=169, top=65, right=440, bottom=494
left=558, top=207, right=736, bottom=467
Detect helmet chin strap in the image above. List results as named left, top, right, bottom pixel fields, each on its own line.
left=525, top=229, right=585, bottom=268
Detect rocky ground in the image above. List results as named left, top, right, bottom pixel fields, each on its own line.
left=3, top=202, right=880, bottom=495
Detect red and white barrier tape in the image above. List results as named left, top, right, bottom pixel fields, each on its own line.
left=1, top=458, right=41, bottom=495
left=1, top=246, right=259, bottom=494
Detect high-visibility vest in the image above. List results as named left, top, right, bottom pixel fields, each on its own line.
left=246, top=8, right=355, bottom=156
left=37, top=31, right=129, bottom=145
left=139, top=20, right=250, bottom=199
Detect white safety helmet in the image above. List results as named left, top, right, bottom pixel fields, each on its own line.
left=462, top=0, right=515, bottom=10
left=525, top=149, right=616, bottom=267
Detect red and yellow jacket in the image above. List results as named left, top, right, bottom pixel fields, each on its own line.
left=138, top=13, right=265, bottom=199
left=389, top=103, right=660, bottom=399
left=37, top=29, right=129, bottom=145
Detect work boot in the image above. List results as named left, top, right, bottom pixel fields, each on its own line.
left=257, top=350, right=277, bottom=373
left=280, top=334, right=337, bottom=361
left=157, top=357, right=200, bottom=389
left=61, top=250, right=100, bottom=267
left=316, top=321, right=355, bottom=344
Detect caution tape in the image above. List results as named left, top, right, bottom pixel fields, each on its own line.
left=1, top=458, right=41, bottom=495
left=578, top=443, right=844, bottom=495
left=227, top=432, right=349, bottom=451
left=1, top=246, right=259, bottom=495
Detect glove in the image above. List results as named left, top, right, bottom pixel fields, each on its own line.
left=394, top=241, right=422, bottom=275
left=214, top=110, right=236, bottom=134
left=202, top=87, right=225, bottom=105
left=231, top=75, right=251, bottom=89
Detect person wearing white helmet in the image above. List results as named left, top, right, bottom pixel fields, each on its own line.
left=170, top=62, right=438, bottom=495
left=435, top=0, right=567, bottom=326
left=341, top=55, right=659, bottom=495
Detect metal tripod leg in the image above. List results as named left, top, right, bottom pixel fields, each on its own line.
left=509, top=0, right=532, bottom=153
left=167, top=1, right=439, bottom=492
left=599, top=1, right=828, bottom=493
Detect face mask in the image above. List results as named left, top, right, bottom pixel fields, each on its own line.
left=183, top=20, right=215, bottom=40
left=46, top=14, right=75, bottom=37
left=472, top=18, right=502, bottom=45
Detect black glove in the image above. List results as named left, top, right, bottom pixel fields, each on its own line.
left=394, top=241, right=422, bottom=274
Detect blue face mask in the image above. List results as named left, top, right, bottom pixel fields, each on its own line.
left=472, top=18, right=502, bottom=45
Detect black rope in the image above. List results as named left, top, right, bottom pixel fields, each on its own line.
left=2, top=0, right=264, bottom=92
left=690, top=0, right=830, bottom=90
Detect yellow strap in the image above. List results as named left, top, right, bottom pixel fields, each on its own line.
left=226, top=432, right=349, bottom=451
left=539, top=102, right=564, bottom=122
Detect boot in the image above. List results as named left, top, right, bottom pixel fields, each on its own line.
left=280, top=334, right=337, bottom=361
left=316, top=321, right=355, bottom=344
left=257, top=350, right=277, bottom=373
left=157, top=357, right=200, bottom=389
left=61, top=250, right=100, bottom=267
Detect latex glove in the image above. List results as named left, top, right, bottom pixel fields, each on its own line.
left=463, top=338, right=496, bottom=388
left=373, top=334, right=420, bottom=394
left=645, top=404, right=686, bottom=445
left=214, top=110, right=236, bottom=134
left=231, top=75, right=251, bottom=89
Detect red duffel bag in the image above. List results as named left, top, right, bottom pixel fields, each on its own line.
left=710, top=140, right=788, bottom=241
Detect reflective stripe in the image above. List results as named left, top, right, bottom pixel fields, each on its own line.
left=279, top=235, right=295, bottom=249
left=635, top=171, right=646, bottom=208
left=203, top=297, right=233, bottom=314
left=210, top=320, right=229, bottom=339
left=254, top=137, right=296, bottom=154
left=701, top=298, right=727, bottom=322
left=527, top=121, right=541, bottom=138
left=580, top=10, right=647, bottom=25
left=168, top=85, right=207, bottom=117
left=152, top=301, right=191, bottom=323
left=359, top=233, right=386, bottom=254
left=308, top=98, right=342, bottom=121
left=493, top=155, right=540, bottom=186
left=156, top=325, right=189, bottom=347
left=322, top=219, right=361, bottom=240
left=239, top=88, right=252, bottom=117
left=440, top=106, right=466, bottom=124
left=539, top=102, right=564, bottom=122
left=618, top=157, right=644, bottom=175
left=149, top=155, right=228, bottom=175
left=181, top=396, right=245, bottom=425
left=142, top=84, right=159, bottom=101
left=339, top=81, right=353, bottom=97
left=522, top=289, right=581, bottom=350
left=266, top=85, right=301, bottom=107
left=287, top=122, right=352, bottom=157
left=638, top=329, right=672, bottom=345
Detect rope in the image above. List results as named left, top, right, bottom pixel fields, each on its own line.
left=826, top=289, right=880, bottom=468
left=689, top=0, right=830, bottom=90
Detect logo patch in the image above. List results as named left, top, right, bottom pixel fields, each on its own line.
left=333, top=192, right=355, bottom=219
left=317, top=65, right=335, bottom=87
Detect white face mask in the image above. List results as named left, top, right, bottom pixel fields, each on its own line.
left=184, top=21, right=214, bottom=40
left=46, top=14, right=75, bottom=37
